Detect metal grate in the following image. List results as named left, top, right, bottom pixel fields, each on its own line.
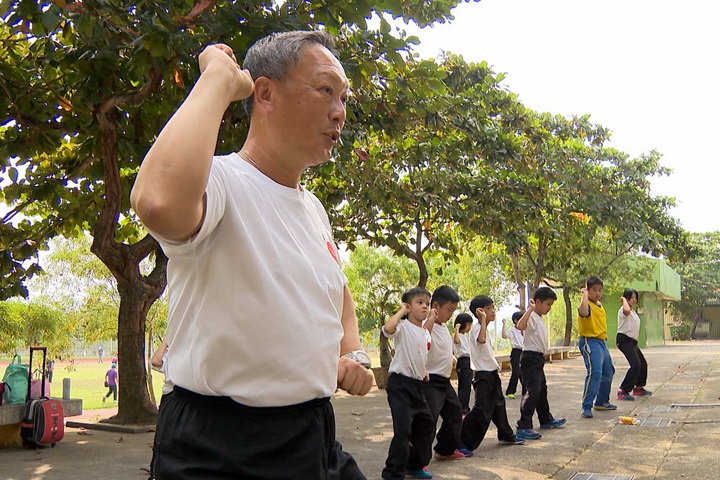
left=568, top=474, right=635, bottom=480
left=663, top=385, right=698, bottom=390
left=642, top=406, right=681, bottom=413
left=636, top=417, right=673, bottom=427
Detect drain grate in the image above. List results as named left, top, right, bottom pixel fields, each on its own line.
left=636, top=417, right=673, bottom=427
left=663, top=385, right=698, bottom=390
left=568, top=474, right=635, bottom=480
left=643, top=406, right=681, bottom=413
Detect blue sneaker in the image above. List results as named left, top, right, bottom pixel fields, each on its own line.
left=408, top=467, right=432, bottom=479
left=516, top=428, right=542, bottom=440
left=581, top=409, right=593, bottom=418
left=457, top=448, right=474, bottom=457
left=498, top=436, right=525, bottom=445
left=540, top=417, right=567, bottom=429
left=594, top=402, right=617, bottom=411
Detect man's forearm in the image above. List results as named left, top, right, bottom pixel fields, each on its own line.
left=131, top=64, right=236, bottom=241
left=340, top=285, right=363, bottom=354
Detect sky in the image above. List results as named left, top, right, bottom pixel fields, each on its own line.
left=400, top=0, right=719, bottom=233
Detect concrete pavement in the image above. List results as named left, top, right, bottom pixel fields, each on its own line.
left=3, top=341, right=720, bottom=480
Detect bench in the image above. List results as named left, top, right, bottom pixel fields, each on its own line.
left=0, top=398, right=83, bottom=425
left=497, top=345, right=576, bottom=372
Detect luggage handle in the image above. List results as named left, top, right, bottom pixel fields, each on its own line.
left=27, top=346, right=47, bottom=401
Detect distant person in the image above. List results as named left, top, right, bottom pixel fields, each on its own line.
left=617, top=289, right=652, bottom=400
left=97, top=346, right=104, bottom=363
left=381, top=287, right=436, bottom=480
left=46, top=357, right=55, bottom=384
left=453, top=313, right=474, bottom=415
left=514, top=287, right=566, bottom=441
left=461, top=295, right=524, bottom=452
left=502, top=311, right=525, bottom=399
left=577, top=276, right=616, bottom=418
left=111, top=352, right=118, bottom=364
left=423, top=286, right=472, bottom=461
left=103, top=362, right=118, bottom=403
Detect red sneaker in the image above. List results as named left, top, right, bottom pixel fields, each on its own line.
left=633, top=387, right=653, bottom=396
left=433, top=450, right=465, bottom=460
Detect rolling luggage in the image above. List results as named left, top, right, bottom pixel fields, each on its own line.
left=20, top=347, right=64, bottom=448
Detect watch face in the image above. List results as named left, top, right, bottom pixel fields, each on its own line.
left=346, top=351, right=371, bottom=368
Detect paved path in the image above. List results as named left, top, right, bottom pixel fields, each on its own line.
left=3, top=342, right=720, bottom=480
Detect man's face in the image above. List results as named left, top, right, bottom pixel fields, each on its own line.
left=587, top=284, right=603, bottom=303
left=433, top=301, right=458, bottom=324
left=269, top=44, right=348, bottom=168
left=534, top=299, right=555, bottom=316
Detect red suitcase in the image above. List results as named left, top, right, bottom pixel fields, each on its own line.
left=20, top=347, right=64, bottom=447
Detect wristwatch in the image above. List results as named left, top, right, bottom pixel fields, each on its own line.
left=341, top=350, right=371, bottom=369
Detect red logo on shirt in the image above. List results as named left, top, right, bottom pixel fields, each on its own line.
left=427, top=342, right=431, bottom=351
left=326, top=241, right=340, bottom=265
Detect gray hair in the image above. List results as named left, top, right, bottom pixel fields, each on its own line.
left=242, top=30, right=337, bottom=117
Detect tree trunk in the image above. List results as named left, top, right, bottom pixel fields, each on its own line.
left=510, top=253, right=526, bottom=310
left=563, top=286, right=573, bottom=346
left=379, top=331, right=392, bottom=369
left=102, top=279, right=159, bottom=425
left=92, top=103, right=167, bottom=425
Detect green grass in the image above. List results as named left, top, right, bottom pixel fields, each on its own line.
left=1, top=358, right=166, bottom=410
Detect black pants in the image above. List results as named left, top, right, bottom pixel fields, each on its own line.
left=382, top=374, right=434, bottom=480
left=617, top=333, right=648, bottom=393
left=455, top=357, right=472, bottom=414
left=154, top=387, right=365, bottom=480
left=517, top=351, right=554, bottom=430
left=104, top=384, right=117, bottom=401
left=460, top=370, right=515, bottom=450
left=505, top=348, right=525, bottom=396
left=423, top=374, right=463, bottom=456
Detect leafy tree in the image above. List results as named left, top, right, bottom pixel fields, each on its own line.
left=0, top=299, right=74, bottom=357
left=313, top=53, right=536, bottom=288
left=344, top=242, right=416, bottom=368
left=1, top=0, right=477, bottom=422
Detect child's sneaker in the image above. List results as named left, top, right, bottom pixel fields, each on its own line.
left=617, top=390, right=635, bottom=401
left=433, top=450, right=464, bottom=460
left=498, top=436, right=525, bottom=445
left=593, top=402, right=617, bottom=411
left=408, top=467, right=433, bottom=479
left=540, top=417, right=567, bottom=429
left=581, top=409, right=593, bottom=418
left=457, top=448, right=474, bottom=457
left=102, top=396, right=106, bottom=403
left=516, top=429, right=542, bottom=440
left=633, top=387, right=653, bottom=396
left=506, top=393, right=516, bottom=399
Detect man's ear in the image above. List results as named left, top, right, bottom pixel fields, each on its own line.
left=252, top=77, right=274, bottom=113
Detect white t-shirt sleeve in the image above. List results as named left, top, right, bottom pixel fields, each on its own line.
left=146, top=159, right=227, bottom=255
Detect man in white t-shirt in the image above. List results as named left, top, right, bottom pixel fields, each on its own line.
left=132, top=30, right=373, bottom=480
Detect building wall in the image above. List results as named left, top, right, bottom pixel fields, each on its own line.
left=603, top=292, right=666, bottom=348
left=699, top=305, right=720, bottom=339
